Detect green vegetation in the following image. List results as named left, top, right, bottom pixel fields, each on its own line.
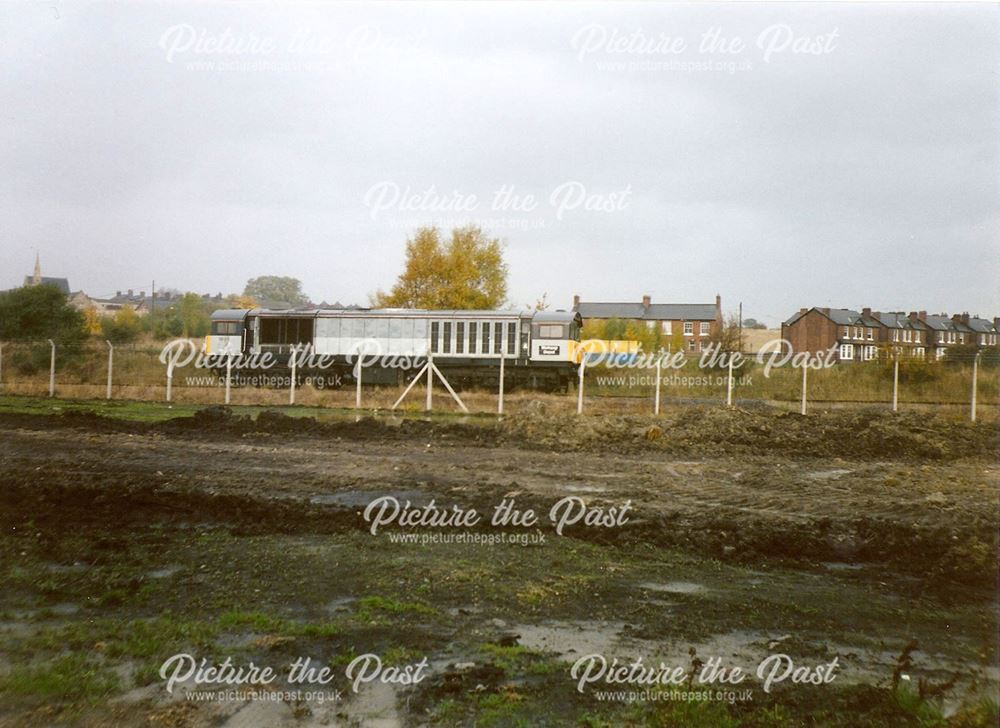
left=0, top=654, right=119, bottom=702
left=373, top=225, right=508, bottom=309
left=243, top=275, right=309, bottom=307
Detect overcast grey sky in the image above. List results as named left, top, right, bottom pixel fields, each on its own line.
left=1, top=1, right=997, bottom=325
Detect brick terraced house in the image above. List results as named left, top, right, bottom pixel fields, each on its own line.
left=572, top=294, right=723, bottom=353
left=781, top=307, right=999, bottom=362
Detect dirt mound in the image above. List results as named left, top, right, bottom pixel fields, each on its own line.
left=501, top=407, right=997, bottom=460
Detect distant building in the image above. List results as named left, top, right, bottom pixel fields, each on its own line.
left=23, top=254, right=70, bottom=295
left=781, top=306, right=999, bottom=361
left=572, top=293, right=722, bottom=352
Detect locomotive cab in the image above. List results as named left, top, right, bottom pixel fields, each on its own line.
left=207, top=309, right=250, bottom=355
left=529, top=310, right=582, bottom=363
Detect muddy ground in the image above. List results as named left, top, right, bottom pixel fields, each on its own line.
left=0, top=404, right=997, bottom=726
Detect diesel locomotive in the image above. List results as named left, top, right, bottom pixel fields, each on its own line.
left=207, top=306, right=583, bottom=391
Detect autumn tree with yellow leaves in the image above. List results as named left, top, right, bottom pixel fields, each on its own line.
left=373, top=226, right=508, bottom=309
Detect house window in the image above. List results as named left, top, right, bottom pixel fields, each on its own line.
left=482, top=322, right=491, bottom=353
left=700, top=322, right=710, bottom=335
left=469, top=322, right=478, bottom=354
left=915, top=332, right=921, bottom=343
left=662, top=321, right=672, bottom=335
left=507, top=322, right=516, bottom=355
left=456, top=322, right=465, bottom=354
left=839, top=343, right=854, bottom=360
left=431, top=322, right=440, bottom=353
left=866, top=329, right=873, bottom=340
left=683, top=322, right=694, bottom=335
left=915, top=347, right=925, bottom=358
left=442, top=322, right=452, bottom=353
left=959, top=334, right=965, bottom=344
left=687, top=339, right=696, bottom=351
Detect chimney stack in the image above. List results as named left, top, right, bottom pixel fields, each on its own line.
left=642, top=294, right=651, bottom=307
left=919, top=311, right=927, bottom=321
left=572, top=294, right=580, bottom=308
left=821, top=307, right=831, bottom=316
left=800, top=307, right=808, bottom=314
left=128, top=289, right=133, bottom=297
left=862, top=307, right=871, bottom=317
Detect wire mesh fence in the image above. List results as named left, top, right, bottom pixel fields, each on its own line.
left=0, top=339, right=996, bottom=421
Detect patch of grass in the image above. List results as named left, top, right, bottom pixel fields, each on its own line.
left=479, top=643, right=561, bottom=676
left=217, top=610, right=339, bottom=639
left=0, top=654, right=119, bottom=701
left=356, top=595, right=437, bottom=622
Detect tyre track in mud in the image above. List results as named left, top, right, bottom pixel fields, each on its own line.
left=0, top=408, right=996, bottom=590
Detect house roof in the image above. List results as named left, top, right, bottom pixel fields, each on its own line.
left=966, top=317, right=997, bottom=334
left=922, top=315, right=974, bottom=333
left=574, top=301, right=717, bottom=321
left=871, top=311, right=928, bottom=330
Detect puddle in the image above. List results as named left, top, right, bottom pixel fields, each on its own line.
left=148, top=566, right=181, bottom=579
left=326, top=597, right=356, bottom=614
left=43, top=562, right=90, bottom=574
left=514, top=620, right=639, bottom=660
left=309, top=489, right=428, bottom=508
left=807, top=469, right=853, bottom=480
left=822, top=562, right=863, bottom=572
left=638, top=581, right=708, bottom=595
left=562, top=485, right=607, bottom=493
left=341, top=682, right=403, bottom=728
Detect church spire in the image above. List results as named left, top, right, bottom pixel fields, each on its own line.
left=32, top=252, right=41, bottom=285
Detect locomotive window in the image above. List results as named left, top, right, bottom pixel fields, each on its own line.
left=482, top=322, right=491, bottom=353
left=212, top=321, right=240, bottom=336
left=431, top=322, right=440, bottom=354
left=538, top=324, right=566, bottom=339
left=507, top=322, right=516, bottom=355
left=456, top=322, right=465, bottom=353
left=469, top=322, right=477, bottom=353
left=442, top=322, right=452, bottom=353
left=494, top=322, right=503, bottom=354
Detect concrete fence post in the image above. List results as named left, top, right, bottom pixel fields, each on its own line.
left=892, top=352, right=899, bottom=412
left=106, top=340, right=114, bottom=400
left=800, top=363, right=807, bottom=415
left=426, top=353, right=433, bottom=411
left=726, top=354, right=734, bottom=407
left=166, top=359, right=173, bottom=402
left=355, top=356, right=363, bottom=410
left=576, top=360, right=585, bottom=415
left=289, top=347, right=297, bottom=405
left=971, top=351, right=980, bottom=422
left=654, top=356, right=661, bottom=415
left=47, top=339, right=55, bottom=398
left=498, top=355, right=505, bottom=415
left=224, top=350, right=232, bottom=405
